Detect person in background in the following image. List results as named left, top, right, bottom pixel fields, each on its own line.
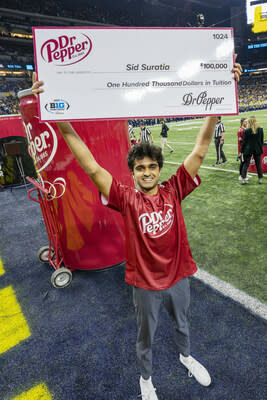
left=237, top=118, right=248, bottom=181
left=213, top=116, right=227, bottom=166
left=160, top=119, right=174, bottom=154
left=129, top=124, right=137, bottom=147
left=138, top=122, right=154, bottom=144
left=241, top=116, right=264, bottom=185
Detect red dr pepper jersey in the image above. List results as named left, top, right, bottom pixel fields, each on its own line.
left=104, top=164, right=200, bottom=290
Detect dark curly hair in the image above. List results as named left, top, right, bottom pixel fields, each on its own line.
left=127, top=142, right=164, bottom=172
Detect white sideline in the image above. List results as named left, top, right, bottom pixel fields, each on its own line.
left=194, top=268, right=267, bottom=321
left=166, top=141, right=237, bottom=146
left=164, top=161, right=255, bottom=175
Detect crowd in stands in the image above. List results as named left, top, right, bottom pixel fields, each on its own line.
left=238, top=85, right=267, bottom=111
left=0, top=75, right=32, bottom=115
left=0, top=0, right=136, bottom=26
left=0, top=75, right=31, bottom=93
left=0, top=96, right=19, bottom=115
left=0, top=0, right=199, bottom=27
left=238, top=74, right=267, bottom=112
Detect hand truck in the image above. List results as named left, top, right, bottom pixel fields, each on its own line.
left=26, top=176, right=72, bottom=288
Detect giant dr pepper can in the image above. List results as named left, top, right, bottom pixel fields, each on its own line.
left=18, top=89, right=134, bottom=270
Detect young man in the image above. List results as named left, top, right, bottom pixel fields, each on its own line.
left=159, top=119, right=174, bottom=154
left=32, top=62, right=241, bottom=400
left=213, top=116, right=227, bottom=166
left=138, top=122, right=154, bottom=144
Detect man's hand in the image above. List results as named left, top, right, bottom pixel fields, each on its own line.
left=31, top=71, right=44, bottom=97
left=232, top=54, right=242, bottom=82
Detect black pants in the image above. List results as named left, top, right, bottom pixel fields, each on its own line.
left=214, top=137, right=226, bottom=163
left=239, top=158, right=245, bottom=176
left=241, top=154, right=263, bottom=179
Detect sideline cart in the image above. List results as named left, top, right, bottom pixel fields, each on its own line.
left=27, top=176, right=73, bottom=288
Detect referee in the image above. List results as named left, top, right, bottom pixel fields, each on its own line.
left=138, top=122, right=154, bottom=144
left=213, top=116, right=227, bottom=166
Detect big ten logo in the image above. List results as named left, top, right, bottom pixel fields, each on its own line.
left=23, top=121, right=58, bottom=172
left=45, top=99, right=69, bottom=114
left=41, top=33, right=93, bottom=66
left=50, top=101, right=65, bottom=110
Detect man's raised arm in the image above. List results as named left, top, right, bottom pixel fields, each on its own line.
left=184, top=116, right=217, bottom=179
left=184, top=60, right=242, bottom=179
left=31, top=75, right=112, bottom=199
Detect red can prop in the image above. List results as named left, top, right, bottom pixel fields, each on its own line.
left=18, top=89, right=134, bottom=270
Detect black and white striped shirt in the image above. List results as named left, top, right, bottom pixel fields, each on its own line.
left=140, top=127, right=151, bottom=143
left=214, top=122, right=225, bottom=138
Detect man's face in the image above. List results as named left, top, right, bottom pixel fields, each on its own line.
left=132, top=156, right=160, bottom=195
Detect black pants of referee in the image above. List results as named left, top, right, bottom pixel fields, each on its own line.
left=214, top=137, right=226, bottom=163
left=133, top=278, right=190, bottom=379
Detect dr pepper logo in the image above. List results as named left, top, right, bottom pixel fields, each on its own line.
left=23, top=121, right=58, bottom=173
left=40, top=33, right=92, bottom=66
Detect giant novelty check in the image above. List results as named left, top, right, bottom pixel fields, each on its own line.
left=33, top=27, right=238, bottom=121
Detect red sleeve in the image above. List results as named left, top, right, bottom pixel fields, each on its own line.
left=165, top=163, right=201, bottom=202
left=104, top=178, right=133, bottom=216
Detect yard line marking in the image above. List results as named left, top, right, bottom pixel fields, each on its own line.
left=0, top=257, right=5, bottom=276
left=194, top=268, right=267, bottom=321
left=172, top=120, right=204, bottom=127
left=0, top=286, right=31, bottom=354
left=164, top=161, right=254, bottom=175
left=165, top=142, right=196, bottom=145
left=166, top=141, right=237, bottom=146
left=174, top=127, right=201, bottom=131
left=12, top=383, right=53, bottom=400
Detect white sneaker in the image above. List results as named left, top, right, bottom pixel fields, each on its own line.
left=238, top=175, right=242, bottom=181
left=139, top=376, right=158, bottom=400
left=179, top=354, right=211, bottom=387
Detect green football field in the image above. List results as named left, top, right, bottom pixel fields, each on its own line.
left=145, top=110, right=267, bottom=303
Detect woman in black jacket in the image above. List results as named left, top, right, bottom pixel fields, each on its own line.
left=241, top=116, right=264, bottom=184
